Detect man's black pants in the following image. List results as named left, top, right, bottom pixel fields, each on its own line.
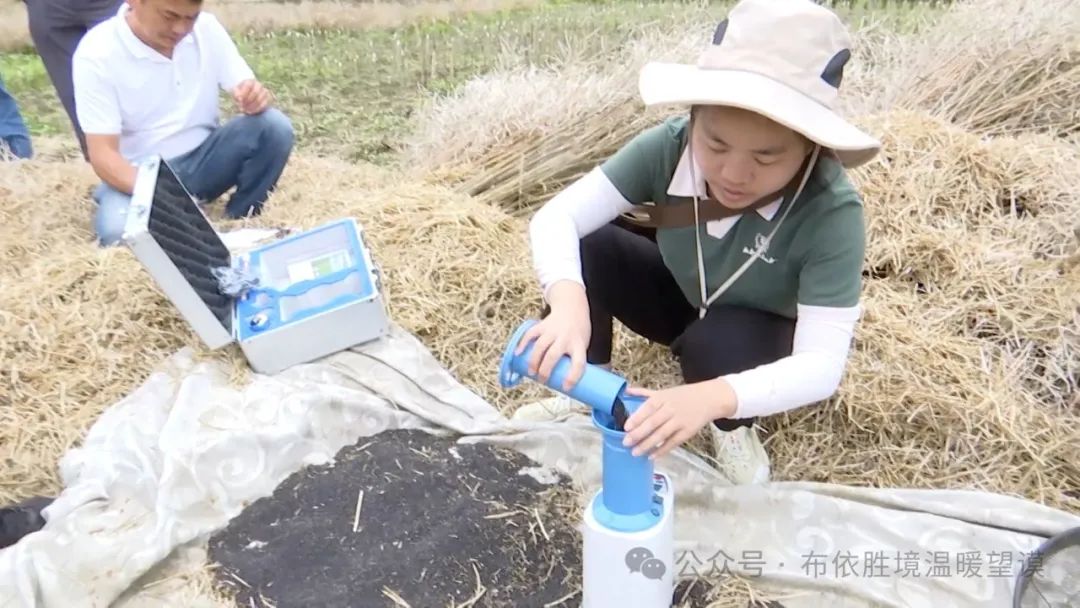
left=575, top=222, right=796, bottom=431
left=25, top=0, right=123, bottom=159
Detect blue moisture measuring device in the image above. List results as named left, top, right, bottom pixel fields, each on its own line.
left=499, top=319, right=675, bottom=607
left=122, top=156, right=389, bottom=374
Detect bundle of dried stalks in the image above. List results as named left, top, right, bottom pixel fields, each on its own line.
left=411, top=86, right=617, bottom=213
left=876, top=0, right=1080, bottom=138
left=407, top=0, right=1078, bottom=216
left=403, top=20, right=710, bottom=215
left=403, top=7, right=907, bottom=215
left=458, top=98, right=653, bottom=216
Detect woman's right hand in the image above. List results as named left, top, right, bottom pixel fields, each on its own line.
left=515, top=280, right=592, bottom=392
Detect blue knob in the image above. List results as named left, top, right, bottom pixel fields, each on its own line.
left=249, top=311, right=270, bottom=331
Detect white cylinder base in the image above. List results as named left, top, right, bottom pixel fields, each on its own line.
left=582, top=472, right=674, bottom=608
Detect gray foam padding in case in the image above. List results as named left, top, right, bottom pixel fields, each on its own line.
left=148, top=161, right=234, bottom=335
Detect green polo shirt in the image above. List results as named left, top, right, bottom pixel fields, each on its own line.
left=600, top=116, right=865, bottom=318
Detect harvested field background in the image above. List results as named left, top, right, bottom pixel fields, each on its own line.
left=1, top=0, right=940, bottom=161
left=0, top=0, right=542, bottom=53
left=1, top=0, right=1079, bottom=605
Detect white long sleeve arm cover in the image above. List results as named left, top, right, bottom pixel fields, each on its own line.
left=723, top=303, right=860, bottom=419
left=529, top=167, right=859, bottom=418
left=529, top=167, right=634, bottom=299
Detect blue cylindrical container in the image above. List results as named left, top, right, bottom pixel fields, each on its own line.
left=593, top=395, right=653, bottom=518
left=499, top=319, right=627, bottom=413
left=499, top=319, right=660, bottom=532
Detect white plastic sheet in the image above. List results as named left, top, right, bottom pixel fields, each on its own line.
left=0, top=324, right=1076, bottom=607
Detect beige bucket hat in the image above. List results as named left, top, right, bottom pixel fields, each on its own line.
left=639, top=0, right=880, bottom=168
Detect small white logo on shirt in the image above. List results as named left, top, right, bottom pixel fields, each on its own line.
left=743, top=233, right=776, bottom=264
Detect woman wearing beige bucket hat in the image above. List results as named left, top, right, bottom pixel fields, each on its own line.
left=517, top=0, right=881, bottom=486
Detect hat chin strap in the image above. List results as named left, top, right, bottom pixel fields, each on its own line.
left=688, top=134, right=821, bottom=319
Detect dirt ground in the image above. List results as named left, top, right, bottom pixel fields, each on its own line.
left=207, top=429, right=584, bottom=607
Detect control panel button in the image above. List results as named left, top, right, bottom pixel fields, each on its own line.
left=249, top=311, right=270, bottom=331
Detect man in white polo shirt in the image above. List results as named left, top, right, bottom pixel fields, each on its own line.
left=72, top=0, right=295, bottom=246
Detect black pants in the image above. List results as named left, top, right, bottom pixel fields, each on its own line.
left=0, top=495, right=52, bottom=549
left=25, top=0, right=123, bottom=159
left=577, top=222, right=796, bottom=431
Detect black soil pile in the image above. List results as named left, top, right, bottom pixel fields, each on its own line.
left=207, top=429, right=583, bottom=607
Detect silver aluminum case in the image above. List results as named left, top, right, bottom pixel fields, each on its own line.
left=121, top=156, right=389, bottom=374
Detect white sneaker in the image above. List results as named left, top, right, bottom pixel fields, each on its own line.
left=511, top=395, right=585, bottom=422
left=710, top=425, right=771, bottom=485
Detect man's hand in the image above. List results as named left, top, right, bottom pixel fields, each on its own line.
left=621, top=378, right=738, bottom=460
left=233, top=79, right=272, bottom=115
left=85, top=133, right=137, bottom=194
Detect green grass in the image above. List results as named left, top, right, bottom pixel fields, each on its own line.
left=234, top=1, right=693, bottom=163
left=0, top=0, right=942, bottom=164
left=1, top=53, right=67, bottom=139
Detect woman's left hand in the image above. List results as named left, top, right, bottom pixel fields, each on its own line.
left=621, top=380, right=737, bottom=460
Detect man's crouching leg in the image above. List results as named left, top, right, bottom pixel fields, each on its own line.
left=92, top=183, right=132, bottom=247
left=223, top=108, right=295, bottom=219
left=172, top=108, right=296, bottom=220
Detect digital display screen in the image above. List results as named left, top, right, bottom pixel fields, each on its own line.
left=286, top=249, right=352, bottom=283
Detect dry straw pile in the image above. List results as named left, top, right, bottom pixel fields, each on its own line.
left=769, top=111, right=1079, bottom=508
left=1, top=161, right=201, bottom=502
left=404, top=23, right=705, bottom=214
left=871, top=0, right=1080, bottom=138
left=0, top=155, right=552, bottom=504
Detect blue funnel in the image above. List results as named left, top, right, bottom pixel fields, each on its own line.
left=499, top=319, right=663, bottom=532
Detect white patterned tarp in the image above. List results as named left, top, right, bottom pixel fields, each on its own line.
left=0, top=324, right=1076, bottom=608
